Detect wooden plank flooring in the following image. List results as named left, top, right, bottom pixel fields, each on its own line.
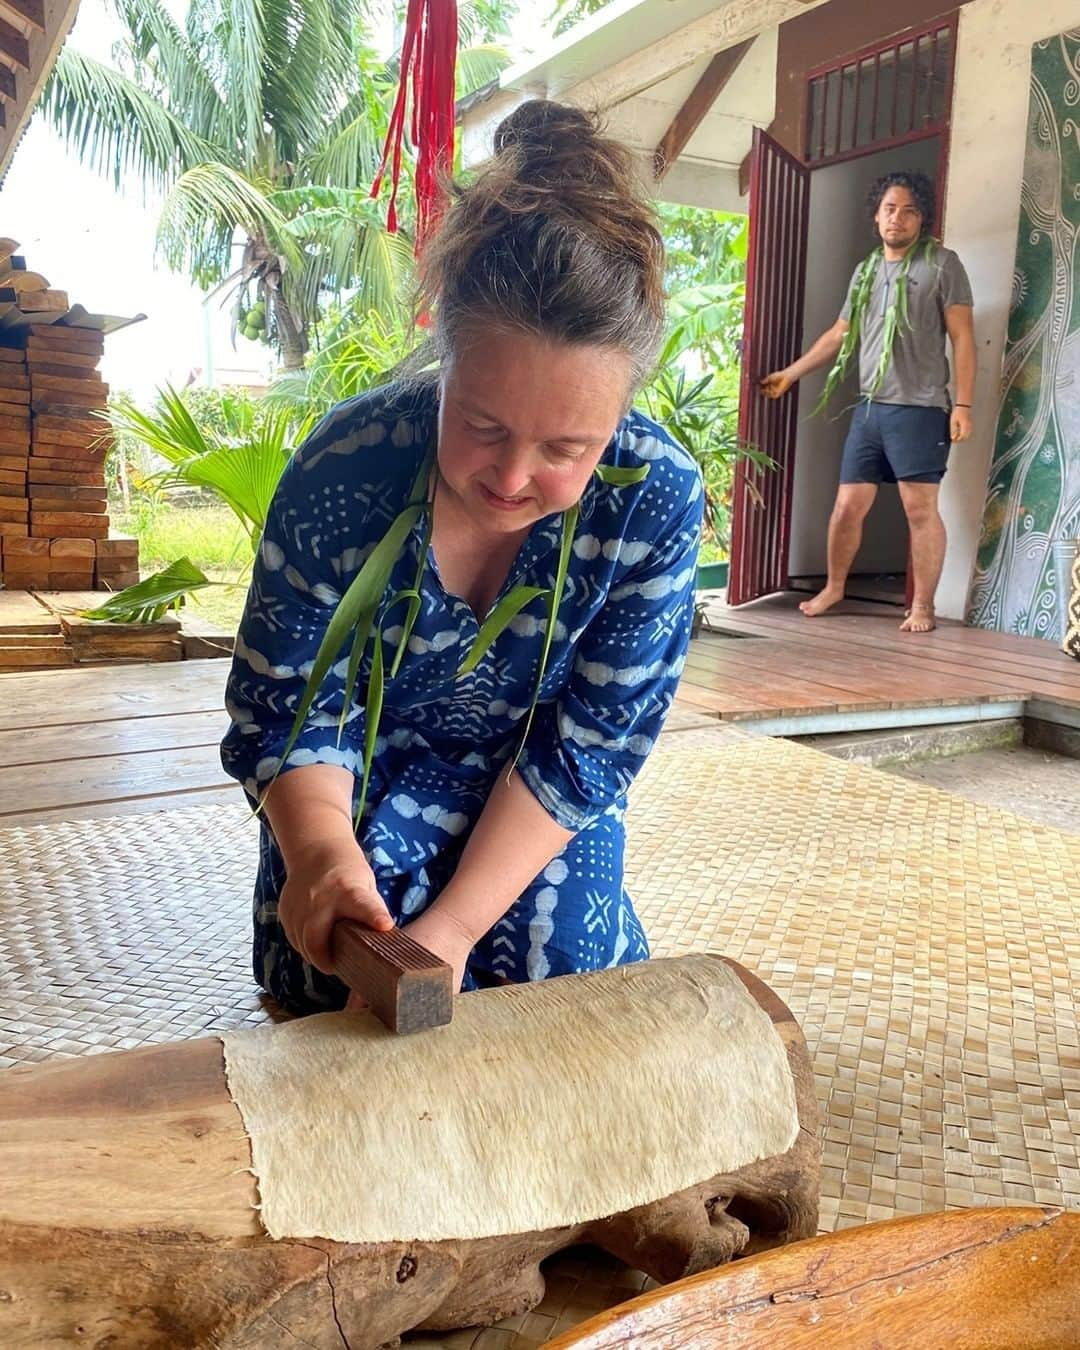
left=0, top=595, right=1073, bottom=824
left=0, top=659, right=234, bottom=823
left=682, top=594, right=1079, bottom=720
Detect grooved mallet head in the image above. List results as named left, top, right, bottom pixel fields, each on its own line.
left=331, top=922, right=454, bottom=1034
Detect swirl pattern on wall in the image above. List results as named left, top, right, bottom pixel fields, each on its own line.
left=968, top=31, right=1080, bottom=641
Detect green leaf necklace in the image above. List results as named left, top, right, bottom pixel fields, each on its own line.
left=814, top=236, right=935, bottom=416
left=272, top=454, right=649, bottom=828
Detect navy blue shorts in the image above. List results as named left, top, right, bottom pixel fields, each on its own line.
left=840, top=402, right=951, bottom=485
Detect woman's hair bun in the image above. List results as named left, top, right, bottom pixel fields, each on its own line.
left=420, top=98, right=666, bottom=389
left=493, top=99, right=596, bottom=160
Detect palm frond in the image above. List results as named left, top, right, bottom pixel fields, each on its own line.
left=156, top=162, right=302, bottom=281
left=163, top=439, right=291, bottom=546
left=40, top=49, right=215, bottom=192
left=113, top=0, right=227, bottom=144
left=81, top=558, right=214, bottom=624
left=274, top=186, right=412, bottom=316
left=110, top=386, right=216, bottom=464
left=222, top=0, right=267, bottom=156
left=457, top=0, right=513, bottom=44
left=455, top=43, right=511, bottom=99
left=304, top=80, right=393, bottom=190
left=268, top=0, right=362, bottom=152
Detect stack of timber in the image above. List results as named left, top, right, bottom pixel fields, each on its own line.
left=0, top=591, right=70, bottom=672
left=28, top=324, right=111, bottom=562
left=29, top=591, right=183, bottom=665
left=0, top=240, right=145, bottom=596
left=0, top=238, right=70, bottom=324
left=94, top=534, right=140, bottom=590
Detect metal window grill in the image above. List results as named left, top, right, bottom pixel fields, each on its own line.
left=805, top=18, right=957, bottom=166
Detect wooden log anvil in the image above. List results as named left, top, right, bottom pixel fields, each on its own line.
left=0, top=958, right=819, bottom=1347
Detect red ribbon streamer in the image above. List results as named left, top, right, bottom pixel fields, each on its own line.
left=370, top=0, right=458, bottom=253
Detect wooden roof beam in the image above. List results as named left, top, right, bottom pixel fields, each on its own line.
left=0, top=0, right=44, bottom=33
left=0, top=16, right=29, bottom=70
left=0, top=63, right=15, bottom=101
left=653, top=37, right=756, bottom=181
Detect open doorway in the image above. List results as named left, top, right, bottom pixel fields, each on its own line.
left=728, top=15, right=958, bottom=608
left=787, top=136, right=941, bottom=606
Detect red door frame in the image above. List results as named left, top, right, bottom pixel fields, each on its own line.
left=728, top=14, right=958, bottom=608
left=728, top=129, right=811, bottom=607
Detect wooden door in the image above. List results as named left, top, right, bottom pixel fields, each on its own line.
left=728, top=129, right=810, bottom=606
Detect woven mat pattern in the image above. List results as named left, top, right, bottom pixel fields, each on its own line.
left=632, top=732, right=1079, bottom=1230
left=0, top=805, right=264, bottom=1068
left=1, top=729, right=1077, bottom=1349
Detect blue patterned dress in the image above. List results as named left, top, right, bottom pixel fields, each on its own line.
left=221, top=379, right=703, bottom=1013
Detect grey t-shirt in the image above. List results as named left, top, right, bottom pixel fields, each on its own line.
left=839, top=243, right=973, bottom=409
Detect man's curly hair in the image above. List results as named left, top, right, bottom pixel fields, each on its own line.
left=866, top=171, right=936, bottom=234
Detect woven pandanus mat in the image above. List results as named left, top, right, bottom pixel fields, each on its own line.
left=0, top=728, right=1077, bottom=1349
left=0, top=802, right=265, bottom=1068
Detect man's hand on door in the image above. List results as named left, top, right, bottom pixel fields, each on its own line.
left=760, top=369, right=795, bottom=399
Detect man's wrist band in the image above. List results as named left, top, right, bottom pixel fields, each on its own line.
left=955, top=403, right=971, bottom=408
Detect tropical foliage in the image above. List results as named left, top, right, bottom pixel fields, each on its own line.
left=41, top=0, right=511, bottom=368
left=263, top=301, right=429, bottom=425
left=652, top=209, right=752, bottom=551
left=85, top=386, right=317, bottom=622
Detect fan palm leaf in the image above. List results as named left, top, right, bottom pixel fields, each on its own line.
left=164, top=440, right=291, bottom=546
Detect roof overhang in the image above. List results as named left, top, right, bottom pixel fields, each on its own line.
left=0, top=0, right=82, bottom=180
left=461, top=0, right=829, bottom=211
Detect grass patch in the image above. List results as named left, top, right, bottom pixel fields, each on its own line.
left=113, top=502, right=251, bottom=571
left=112, top=501, right=251, bottom=633
left=190, top=572, right=249, bottom=632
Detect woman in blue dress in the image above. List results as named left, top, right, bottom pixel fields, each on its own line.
left=221, top=100, right=704, bottom=1014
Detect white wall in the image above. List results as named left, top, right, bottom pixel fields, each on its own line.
left=939, top=0, right=1080, bottom=620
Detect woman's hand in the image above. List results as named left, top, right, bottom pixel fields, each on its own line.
left=400, top=904, right=477, bottom=993
left=278, top=838, right=393, bottom=975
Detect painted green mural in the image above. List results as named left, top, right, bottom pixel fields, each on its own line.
left=968, top=30, right=1080, bottom=642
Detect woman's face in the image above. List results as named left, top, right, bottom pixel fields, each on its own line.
left=437, top=327, right=633, bottom=536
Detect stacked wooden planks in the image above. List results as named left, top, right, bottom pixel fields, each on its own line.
left=94, top=535, right=140, bottom=591
left=0, top=322, right=141, bottom=592
left=0, top=590, right=71, bottom=672
left=0, top=240, right=70, bottom=324
left=0, top=344, right=29, bottom=545
left=19, top=591, right=183, bottom=667
left=28, top=323, right=110, bottom=551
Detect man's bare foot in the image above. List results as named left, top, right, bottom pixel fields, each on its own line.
left=900, top=604, right=936, bottom=633
left=799, top=587, right=844, bottom=617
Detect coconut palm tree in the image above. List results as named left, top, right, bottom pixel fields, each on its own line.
left=41, top=0, right=510, bottom=369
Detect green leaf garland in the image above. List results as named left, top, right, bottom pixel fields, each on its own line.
left=814, top=237, right=936, bottom=416
left=274, top=457, right=650, bottom=830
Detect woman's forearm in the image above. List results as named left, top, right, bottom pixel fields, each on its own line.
left=261, top=764, right=359, bottom=871
left=429, top=768, right=575, bottom=943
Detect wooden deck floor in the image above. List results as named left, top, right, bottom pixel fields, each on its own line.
left=680, top=593, right=1080, bottom=723
left=0, top=594, right=1075, bottom=824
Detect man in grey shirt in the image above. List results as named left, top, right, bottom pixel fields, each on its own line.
left=762, top=171, right=976, bottom=633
